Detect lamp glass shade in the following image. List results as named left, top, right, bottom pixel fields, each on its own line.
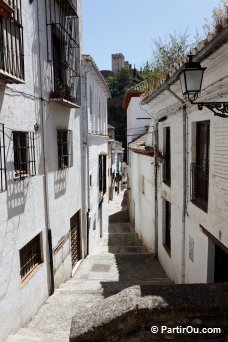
left=180, top=69, right=204, bottom=95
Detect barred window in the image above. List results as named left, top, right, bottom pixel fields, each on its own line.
left=0, top=0, right=24, bottom=82
left=99, top=154, right=107, bottom=195
left=19, top=233, right=42, bottom=279
left=0, top=123, right=7, bottom=192
left=164, top=200, right=171, bottom=254
left=13, top=131, right=36, bottom=179
left=57, top=129, right=72, bottom=169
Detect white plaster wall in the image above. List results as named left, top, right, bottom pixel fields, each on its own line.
left=81, top=57, right=109, bottom=255
left=88, top=136, right=108, bottom=253
left=127, top=97, right=151, bottom=145
left=0, top=0, right=83, bottom=339
left=130, top=151, right=155, bottom=253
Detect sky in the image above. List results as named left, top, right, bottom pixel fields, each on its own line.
left=82, top=0, right=222, bottom=71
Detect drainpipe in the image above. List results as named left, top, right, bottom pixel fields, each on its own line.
left=154, top=123, right=158, bottom=258
left=167, top=87, right=187, bottom=284
left=81, top=63, right=91, bottom=256
left=37, top=1, right=54, bottom=295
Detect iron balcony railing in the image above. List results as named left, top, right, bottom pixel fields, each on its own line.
left=190, top=162, right=209, bottom=212
left=46, top=0, right=80, bottom=104
left=0, top=0, right=24, bottom=82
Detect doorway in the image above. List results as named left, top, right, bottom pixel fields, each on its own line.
left=70, top=210, right=81, bottom=268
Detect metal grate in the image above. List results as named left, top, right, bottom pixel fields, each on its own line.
left=70, top=211, right=81, bottom=268
left=20, top=233, right=42, bottom=279
left=13, top=131, right=36, bottom=179
left=45, top=0, right=80, bottom=104
left=190, top=163, right=209, bottom=212
left=57, top=129, right=72, bottom=169
left=0, top=123, right=7, bottom=192
left=0, top=0, right=24, bottom=82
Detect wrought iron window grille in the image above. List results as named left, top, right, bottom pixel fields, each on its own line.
left=46, top=0, right=80, bottom=104
left=57, top=129, right=72, bottom=169
left=0, top=123, right=7, bottom=192
left=13, top=131, right=36, bottom=180
left=0, top=0, right=24, bottom=82
left=19, top=233, right=42, bottom=279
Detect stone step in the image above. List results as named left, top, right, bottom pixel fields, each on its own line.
left=92, top=245, right=150, bottom=254
left=108, top=222, right=134, bottom=233
left=6, top=329, right=68, bottom=342
left=101, top=232, right=143, bottom=246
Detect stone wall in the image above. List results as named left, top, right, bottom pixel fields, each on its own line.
left=70, top=284, right=228, bottom=341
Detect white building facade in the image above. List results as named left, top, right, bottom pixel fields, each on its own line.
left=0, top=0, right=83, bottom=340
left=81, top=55, right=110, bottom=254
left=127, top=27, right=228, bottom=284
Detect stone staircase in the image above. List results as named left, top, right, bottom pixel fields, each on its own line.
left=6, top=198, right=172, bottom=342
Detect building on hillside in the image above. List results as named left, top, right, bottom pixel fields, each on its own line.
left=112, top=53, right=130, bottom=74
left=126, top=26, right=228, bottom=284
left=81, top=55, right=111, bottom=254
left=0, top=0, right=82, bottom=340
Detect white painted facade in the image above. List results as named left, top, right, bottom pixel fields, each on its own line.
left=0, top=0, right=82, bottom=340
left=128, top=146, right=155, bottom=253
left=127, top=29, right=228, bottom=284
left=81, top=55, right=110, bottom=254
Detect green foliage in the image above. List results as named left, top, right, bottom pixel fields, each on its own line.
left=106, top=68, right=143, bottom=96
left=141, top=32, right=189, bottom=93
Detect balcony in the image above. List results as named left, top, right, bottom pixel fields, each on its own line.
left=0, top=0, right=24, bottom=83
left=46, top=0, right=80, bottom=108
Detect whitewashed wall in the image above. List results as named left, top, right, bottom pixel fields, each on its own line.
left=129, top=150, right=155, bottom=253
left=0, top=0, right=82, bottom=339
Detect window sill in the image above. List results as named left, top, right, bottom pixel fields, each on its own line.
left=0, top=69, right=25, bottom=84
left=20, top=263, right=43, bottom=288
left=191, top=199, right=208, bottom=213
left=50, top=98, right=80, bottom=109
left=163, top=244, right=171, bottom=257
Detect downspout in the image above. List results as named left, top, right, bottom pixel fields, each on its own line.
left=154, top=123, right=158, bottom=258
left=37, top=0, right=54, bottom=295
left=167, top=87, right=187, bottom=284
left=81, top=62, right=90, bottom=256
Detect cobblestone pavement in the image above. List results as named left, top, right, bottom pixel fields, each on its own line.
left=6, top=190, right=171, bottom=342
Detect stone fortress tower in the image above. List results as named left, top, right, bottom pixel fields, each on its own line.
left=112, top=53, right=131, bottom=74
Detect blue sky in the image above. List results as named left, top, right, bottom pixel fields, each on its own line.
left=82, top=0, right=221, bottom=70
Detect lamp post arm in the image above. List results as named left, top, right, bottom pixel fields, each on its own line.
left=189, top=98, right=228, bottom=118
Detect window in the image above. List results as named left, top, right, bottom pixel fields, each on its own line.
left=191, top=120, right=210, bottom=212
left=163, top=127, right=171, bottom=186
left=99, top=154, right=107, bottom=195
left=57, top=129, right=72, bottom=169
left=0, top=0, right=24, bottom=82
left=19, top=233, right=42, bottom=279
left=46, top=0, right=80, bottom=104
left=13, top=131, right=36, bottom=179
left=164, top=200, right=171, bottom=254
left=0, top=123, right=7, bottom=192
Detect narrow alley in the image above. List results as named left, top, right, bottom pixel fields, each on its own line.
left=6, top=191, right=171, bottom=342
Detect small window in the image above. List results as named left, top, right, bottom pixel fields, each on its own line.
left=99, top=154, right=107, bottom=195
left=163, top=127, right=171, bottom=186
left=89, top=174, right=92, bottom=187
left=164, top=200, right=171, bottom=255
left=57, top=129, right=72, bottom=169
left=19, top=233, right=42, bottom=279
left=0, top=123, right=7, bottom=192
left=13, top=131, right=36, bottom=179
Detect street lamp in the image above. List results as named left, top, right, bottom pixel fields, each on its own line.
left=178, top=55, right=228, bottom=118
